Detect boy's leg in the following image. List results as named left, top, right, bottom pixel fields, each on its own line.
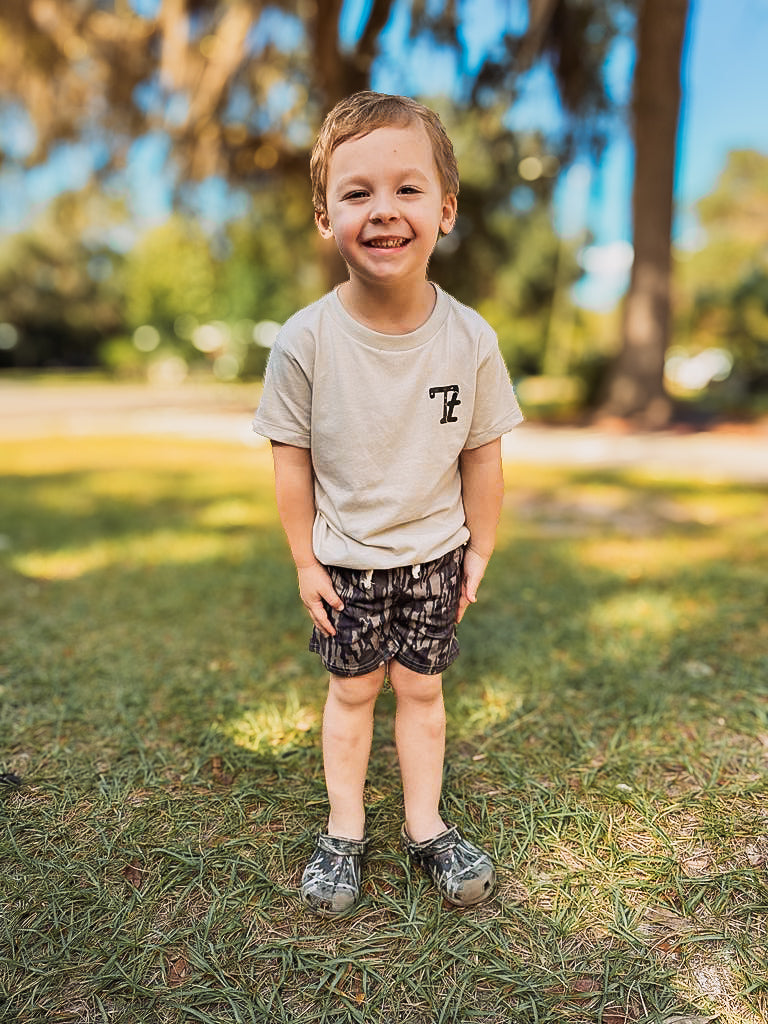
left=389, top=657, right=496, bottom=906
left=388, top=660, right=447, bottom=843
left=322, top=665, right=386, bottom=840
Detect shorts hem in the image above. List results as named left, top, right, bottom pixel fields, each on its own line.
left=393, top=646, right=460, bottom=676
left=309, top=640, right=459, bottom=679
left=308, top=640, right=391, bottom=679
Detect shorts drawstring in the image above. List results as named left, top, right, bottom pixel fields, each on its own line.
left=360, top=565, right=421, bottom=587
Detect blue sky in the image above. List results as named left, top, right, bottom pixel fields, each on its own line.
left=370, top=0, right=768, bottom=307
left=568, top=0, right=768, bottom=306
left=1, top=0, right=767, bottom=310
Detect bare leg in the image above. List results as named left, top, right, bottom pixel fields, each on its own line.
left=322, top=666, right=386, bottom=840
left=389, top=660, right=447, bottom=843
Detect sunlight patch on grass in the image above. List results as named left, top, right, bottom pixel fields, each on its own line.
left=578, top=535, right=734, bottom=576
left=479, top=682, right=523, bottom=721
left=12, top=468, right=270, bottom=514
left=12, top=546, right=110, bottom=580
left=217, top=691, right=319, bottom=752
left=12, top=530, right=248, bottom=580
left=72, top=469, right=182, bottom=505
left=456, top=680, right=530, bottom=735
left=3, top=435, right=274, bottom=474
left=590, top=591, right=689, bottom=637
left=196, top=498, right=261, bottom=529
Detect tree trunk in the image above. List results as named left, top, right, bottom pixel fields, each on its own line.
left=600, top=0, right=690, bottom=427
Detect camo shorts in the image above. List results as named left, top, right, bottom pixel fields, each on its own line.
left=309, top=546, right=464, bottom=678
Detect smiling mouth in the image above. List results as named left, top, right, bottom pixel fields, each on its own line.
left=365, top=237, right=411, bottom=249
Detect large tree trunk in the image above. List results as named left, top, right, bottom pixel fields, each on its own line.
left=600, top=0, right=690, bottom=427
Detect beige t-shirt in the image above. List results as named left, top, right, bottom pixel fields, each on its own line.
left=252, top=285, right=523, bottom=569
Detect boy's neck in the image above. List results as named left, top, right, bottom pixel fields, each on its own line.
left=338, top=278, right=437, bottom=335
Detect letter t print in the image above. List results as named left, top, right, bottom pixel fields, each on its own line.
left=429, top=384, right=461, bottom=424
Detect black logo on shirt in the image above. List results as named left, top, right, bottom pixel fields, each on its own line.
left=429, top=384, right=461, bottom=423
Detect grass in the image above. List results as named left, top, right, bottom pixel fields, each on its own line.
left=1, top=434, right=767, bottom=1024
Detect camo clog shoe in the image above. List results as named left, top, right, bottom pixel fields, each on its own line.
left=401, top=824, right=495, bottom=906
left=300, top=833, right=368, bottom=917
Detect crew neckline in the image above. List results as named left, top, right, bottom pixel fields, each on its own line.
left=327, top=284, right=450, bottom=351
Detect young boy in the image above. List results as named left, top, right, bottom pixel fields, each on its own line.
left=252, top=91, right=523, bottom=917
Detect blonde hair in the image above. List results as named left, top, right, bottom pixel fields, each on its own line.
left=310, top=91, right=459, bottom=217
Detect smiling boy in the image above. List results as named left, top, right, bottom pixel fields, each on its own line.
left=252, top=92, right=523, bottom=916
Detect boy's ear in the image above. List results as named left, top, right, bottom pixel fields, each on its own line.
left=440, top=194, right=458, bottom=235
left=315, top=210, right=334, bottom=239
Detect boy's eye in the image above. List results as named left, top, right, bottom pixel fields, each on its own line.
left=399, top=186, right=421, bottom=195
left=343, top=190, right=368, bottom=200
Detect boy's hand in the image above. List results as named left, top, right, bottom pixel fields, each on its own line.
left=456, top=546, right=490, bottom=624
left=297, top=563, right=344, bottom=637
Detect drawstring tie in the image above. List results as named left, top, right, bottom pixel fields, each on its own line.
left=359, top=564, right=421, bottom=588
left=360, top=569, right=374, bottom=590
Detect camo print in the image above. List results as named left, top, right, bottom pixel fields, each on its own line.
left=309, top=546, right=464, bottom=678
left=300, top=833, right=368, bottom=917
left=401, top=824, right=496, bottom=906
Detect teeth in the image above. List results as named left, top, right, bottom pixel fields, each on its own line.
left=368, top=238, right=407, bottom=248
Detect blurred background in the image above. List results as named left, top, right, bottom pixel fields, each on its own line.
left=1, top=0, right=767, bottom=427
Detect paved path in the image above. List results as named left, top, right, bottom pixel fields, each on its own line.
left=503, top=421, right=768, bottom=483
left=1, top=379, right=766, bottom=483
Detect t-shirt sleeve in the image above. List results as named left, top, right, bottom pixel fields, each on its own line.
left=464, top=332, right=524, bottom=449
left=251, top=329, right=313, bottom=447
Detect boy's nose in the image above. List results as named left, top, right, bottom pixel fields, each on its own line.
left=369, top=195, right=399, bottom=221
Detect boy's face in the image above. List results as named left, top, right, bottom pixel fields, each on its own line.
left=316, top=120, right=457, bottom=290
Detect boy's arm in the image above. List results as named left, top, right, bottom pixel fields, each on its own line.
left=457, top=437, right=505, bottom=624
left=270, top=441, right=343, bottom=637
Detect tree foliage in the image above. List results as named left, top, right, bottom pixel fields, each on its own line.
left=1, top=0, right=461, bottom=186
left=0, top=189, right=124, bottom=366
left=0, top=0, right=633, bottom=211
left=476, top=0, right=633, bottom=150
left=2, top=1, right=758, bottom=419
left=9, top=1, right=700, bottom=407
left=0, top=1, right=604, bottom=376
left=674, top=150, right=768, bottom=398
left=124, top=216, right=218, bottom=331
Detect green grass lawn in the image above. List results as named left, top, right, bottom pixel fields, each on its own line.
left=1, top=436, right=766, bottom=1024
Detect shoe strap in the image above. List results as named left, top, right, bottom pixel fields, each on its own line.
left=403, top=824, right=460, bottom=855
left=316, top=833, right=368, bottom=856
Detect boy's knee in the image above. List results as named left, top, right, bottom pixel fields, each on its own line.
left=328, top=667, right=385, bottom=708
left=388, top=661, right=444, bottom=703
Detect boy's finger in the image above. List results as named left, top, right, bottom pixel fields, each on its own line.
left=311, top=603, right=336, bottom=636
left=314, top=573, right=344, bottom=611
left=324, top=589, right=344, bottom=610
left=456, top=576, right=482, bottom=622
